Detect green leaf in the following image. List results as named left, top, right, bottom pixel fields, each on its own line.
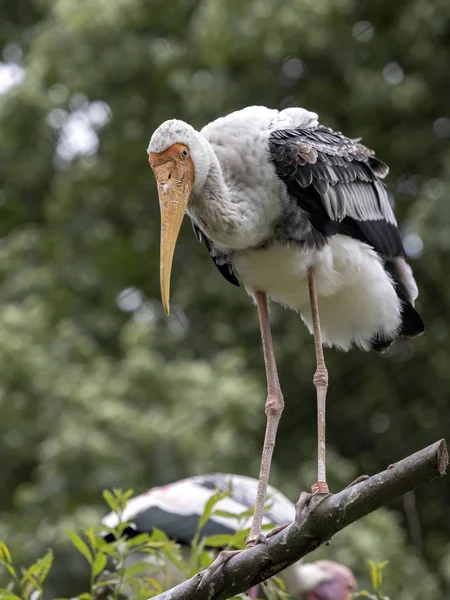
left=198, top=490, right=230, bottom=531
left=102, top=490, right=119, bottom=513
left=189, top=488, right=230, bottom=564
left=124, top=560, right=154, bottom=578
left=272, top=575, right=286, bottom=591
left=111, top=488, right=134, bottom=514
left=161, top=547, right=186, bottom=573
left=94, top=544, right=116, bottom=559
left=66, top=530, right=93, bottom=565
left=200, top=550, right=213, bottom=569
left=92, top=553, right=108, bottom=578
left=149, top=528, right=170, bottom=542
left=124, top=533, right=154, bottom=549
left=368, top=560, right=379, bottom=592
left=226, top=529, right=251, bottom=550
left=212, top=509, right=245, bottom=519
left=85, top=528, right=97, bottom=551
left=145, top=577, right=163, bottom=594
left=0, top=542, right=12, bottom=564
left=123, top=489, right=134, bottom=503
left=22, top=550, right=53, bottom=586
left=139, top=545, right=167, bottom=554
left=377, top=561, right=389, bottom=592
left=188, top=536, right=207, bottom=576
left=123, top=576, right=142, bottom=597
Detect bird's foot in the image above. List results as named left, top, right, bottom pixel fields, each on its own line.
left=197, top=549, right=242, bottom=591
left=295, top=486, right=333, bottom=522
left=345, top=474, right=369, bottom=489
left=264, top=522, right=292, bottom=540
left=197, top=533, right=269, bottom=593
left=312, top=480, right=329, bottom=494
left=295, top=490, right=314, bottom=520
left=245, top=533, right=266, bottom=548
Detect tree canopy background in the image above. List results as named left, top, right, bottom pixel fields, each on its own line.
left=0, top=0, right=449, bottom=598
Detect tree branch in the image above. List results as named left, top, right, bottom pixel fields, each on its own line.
left=150, top=440, right=447, bottom=600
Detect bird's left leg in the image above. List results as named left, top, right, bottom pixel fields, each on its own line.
left=308, top=267, right=329, bottom=495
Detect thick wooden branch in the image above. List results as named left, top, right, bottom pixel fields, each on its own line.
left=152, top=440, right=447, bottom=600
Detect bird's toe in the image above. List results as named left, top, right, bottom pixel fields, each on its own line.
left=245, top=533, right=266, bottom=548
left=295, top=490, right=314, bottom=520
left=345, top=474, right=369, bottom=489
left=197, top=549, right=242, bottom=591
left=264, top=522, right=292, bottom=540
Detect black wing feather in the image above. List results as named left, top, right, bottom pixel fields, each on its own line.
left=191, top=222, right=240, bottom=287
left=270, top=125, right=424, bottom=347
left=269, top=126, right=403, bottom=259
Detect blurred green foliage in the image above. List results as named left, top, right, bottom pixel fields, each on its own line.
left=0, top=488, right=288, bottom=600
left=0, top=0, right=449, bottom=598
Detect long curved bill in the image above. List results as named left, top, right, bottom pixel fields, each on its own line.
left=158, top=186, right=191, bottom=315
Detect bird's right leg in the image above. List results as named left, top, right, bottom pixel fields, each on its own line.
left=246, top=291, right=285, bottom=547
left=197, top=292, right=284, bottom=589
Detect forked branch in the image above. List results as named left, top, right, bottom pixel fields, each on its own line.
left=151, top=439, right=447, bottom=600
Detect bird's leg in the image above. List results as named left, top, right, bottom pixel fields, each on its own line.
left=247, top=291, right=285, bottom=548
left=307, top=267, right=329, bottom=495
left=197, top=292, right=284, bottom=590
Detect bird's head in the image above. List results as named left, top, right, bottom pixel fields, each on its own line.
left=148, top=119, right=209, bottom=315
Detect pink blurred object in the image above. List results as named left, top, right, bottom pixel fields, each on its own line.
left=302, top=560, right=357, bottom=600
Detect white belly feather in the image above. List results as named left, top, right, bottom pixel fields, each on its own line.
left=234, top=235, right=401, bottom=351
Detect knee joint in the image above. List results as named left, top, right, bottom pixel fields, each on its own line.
left=313, top=367, right=328, bottom=388
left=265, top=392, right=284, bottom=417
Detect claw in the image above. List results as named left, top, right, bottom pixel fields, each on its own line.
left=345, top=474, right=369, bottom=489
left=295, top=490, right=313, bottom=520
left=197, top=550, right=242, bottom=591
left=265, top=522, right=291, bottom=540
left=245, top=533, right=266, bottom=548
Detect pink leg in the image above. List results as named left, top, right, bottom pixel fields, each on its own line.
left=307, top=268, right=329, bottom=494
left=247, top=291, right=285, bottom=547
left=197, top=293, right=283, bottom=588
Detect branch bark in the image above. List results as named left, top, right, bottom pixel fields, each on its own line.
left=152, top=439, right=447, bottom=600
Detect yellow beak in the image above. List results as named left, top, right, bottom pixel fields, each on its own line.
left=158, top=184, right=191, bottom=315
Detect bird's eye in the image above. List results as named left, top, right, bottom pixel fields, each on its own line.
left=181, top=148, right=189, bottom=159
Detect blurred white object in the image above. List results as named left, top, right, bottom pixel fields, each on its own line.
left=102, top=473, right=356, bottom=598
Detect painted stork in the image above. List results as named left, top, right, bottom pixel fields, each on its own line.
left=147, top=106, right=424, bottom=553
left=102, top=473, right=357, bottom=599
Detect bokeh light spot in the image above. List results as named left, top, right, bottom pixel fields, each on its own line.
left=383, top=62, right=404, bottom=85
left=352, top=21, right=374, bottom=42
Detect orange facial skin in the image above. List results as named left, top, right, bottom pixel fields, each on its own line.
left=149, top=144, right=195, bottom=315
